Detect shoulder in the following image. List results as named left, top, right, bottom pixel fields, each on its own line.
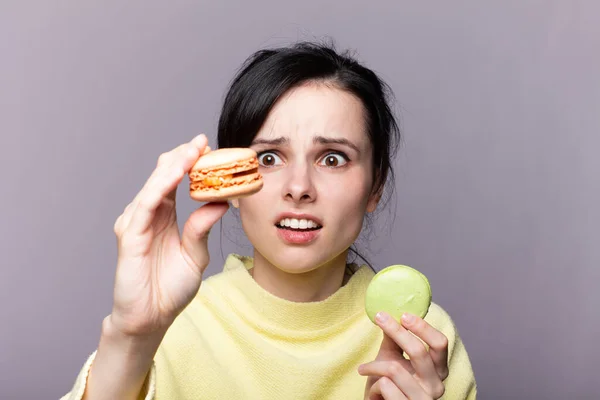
left=424, top=302, right=454, bottom=327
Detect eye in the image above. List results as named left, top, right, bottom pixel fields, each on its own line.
left=319, top=152, right=348, bottom=167
left=257, top=151, right=283, bottom=167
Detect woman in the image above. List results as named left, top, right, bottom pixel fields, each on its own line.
left=62, top=42, right=476, bottom=399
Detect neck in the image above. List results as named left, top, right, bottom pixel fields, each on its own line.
left=250, top=250, right=351, bottom=302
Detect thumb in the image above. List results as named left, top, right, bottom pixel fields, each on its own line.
left=180, top=202, right=229, bottom=273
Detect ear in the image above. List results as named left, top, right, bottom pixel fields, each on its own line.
left=231, top=198, right=240, bottom=209
left=366, top=183, right=383, bottom=213
left=367, top=194, right=381, bottom=212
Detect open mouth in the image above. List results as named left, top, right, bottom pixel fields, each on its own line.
left=275, top=218, right=322, bottom=231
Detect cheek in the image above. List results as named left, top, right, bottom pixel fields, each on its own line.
left=238, top=175, right=280, bottom=223
left=320, top=173, right=372, bottom=223
left=237, top=198, right=265, bottom=249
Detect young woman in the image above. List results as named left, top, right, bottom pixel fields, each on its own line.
left=62, top=42, right=476, bottom=400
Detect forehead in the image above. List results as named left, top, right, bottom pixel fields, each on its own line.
left=256, top=83, right=368, bottom=145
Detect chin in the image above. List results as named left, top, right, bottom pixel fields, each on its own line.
left=259, top=244, right=346, bottom=275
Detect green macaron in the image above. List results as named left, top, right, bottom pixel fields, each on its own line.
left=365, top=265, right=432, bottom=323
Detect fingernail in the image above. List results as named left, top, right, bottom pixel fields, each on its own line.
left=402, top=313, right=415, bottom=324
left=375, top=312, right=388, bottom=323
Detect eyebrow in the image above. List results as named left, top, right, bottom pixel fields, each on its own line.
left=250, top=137, right=289, bottom=146
left=251, top=135, right=360, bottom=153
left=313, top=136, right=360, bottom=153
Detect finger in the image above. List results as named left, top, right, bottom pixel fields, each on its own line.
left=124, top=143, right=193, bottom=229
left=360, top=361, right=429, bottom=400
left=373, top=333, right=413, bottom=374
left=114, top=202, right=135, bottom=238
left=132, top=134, right=208, bottom=206
left=162, top=134, right=209, bottom=203
left=191, top=133, right=209, bottom=151
left=146, top=134, right=208, bottom=202
left=401, top=313, right=449, bottom=380
left=375, top=312, right=440, bottom=388
left=369, top=377, right=407, bottom=400
left=180, top=202, right=229, bottom=273
left=126, top=136, right=208, bottom=235
left=377, top=332, right=407, bottom=359
left=126, top=167, right=182, bottom=235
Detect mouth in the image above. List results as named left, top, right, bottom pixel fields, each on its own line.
left=275, top=217, right=323, bottom=245
left=275, top=218, right=322, bottom=231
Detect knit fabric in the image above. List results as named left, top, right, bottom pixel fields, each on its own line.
left=62, top=254, right=477, bottom=399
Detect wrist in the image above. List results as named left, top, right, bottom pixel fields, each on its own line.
left=101, top=315, right=166, bottom=358
left=83, top=316, right=162, bottom=400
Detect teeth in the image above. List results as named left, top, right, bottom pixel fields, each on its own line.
left=278, top=218, right=320, bottom=229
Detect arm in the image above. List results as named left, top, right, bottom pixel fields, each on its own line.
left=62, top=134, right=224, bottom=399
left=81, top=316, right=163, bottom=400
left=61, top=316, right=162, bottom=400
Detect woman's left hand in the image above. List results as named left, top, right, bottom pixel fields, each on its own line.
left=359, top=312, right=449, bottom=399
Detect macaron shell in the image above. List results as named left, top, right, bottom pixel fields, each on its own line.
left=365, top=265, right=432, bottom=324
left=189, top=157, right=258, bottom=180
left=191, top=147, right=257, bottom=171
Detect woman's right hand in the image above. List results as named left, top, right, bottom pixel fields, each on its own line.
left=109, top=134, right=229, bottom=337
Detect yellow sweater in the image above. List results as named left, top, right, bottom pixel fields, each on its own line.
left=62, top=254, right=477, bottom=399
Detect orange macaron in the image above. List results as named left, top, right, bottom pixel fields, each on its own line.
left=188, top=147, right=263, bottom=202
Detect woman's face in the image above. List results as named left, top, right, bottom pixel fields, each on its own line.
left=238, top=82, right=380, bottom=274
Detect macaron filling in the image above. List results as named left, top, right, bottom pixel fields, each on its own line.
left=188, top=148, right=264, bottom=201
left=199, top=168, right=259, bottom=187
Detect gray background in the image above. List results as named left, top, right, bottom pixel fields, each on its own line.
left=1, top=1, right=598, bottom=399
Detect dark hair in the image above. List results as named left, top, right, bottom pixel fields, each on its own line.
left=217, top=40, right=401, bottom=269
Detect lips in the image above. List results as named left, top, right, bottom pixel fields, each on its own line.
left=274, top=213, right=323, bottom=244
left=277, top=227, right=320, bottom=244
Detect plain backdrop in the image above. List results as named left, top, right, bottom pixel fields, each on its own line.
left=1, top=1, right=599, bottom=399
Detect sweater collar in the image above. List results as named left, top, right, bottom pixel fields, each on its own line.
left=219, top=254, right=375, bottom=333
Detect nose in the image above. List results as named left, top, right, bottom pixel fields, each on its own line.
left=282, top=162, right=316, bottom=204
